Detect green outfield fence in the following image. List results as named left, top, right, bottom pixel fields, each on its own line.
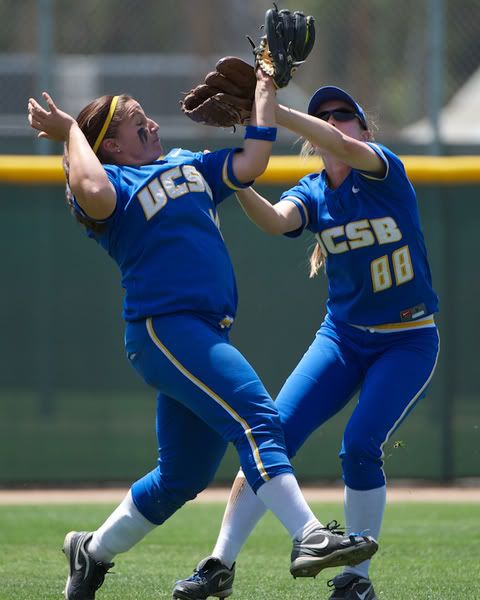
left=1, top=154, right=479, bottom=486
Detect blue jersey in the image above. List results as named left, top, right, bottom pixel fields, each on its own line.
left=281, top=143, right=439, bottom=326
left=74, top=148, right=249, bottom=322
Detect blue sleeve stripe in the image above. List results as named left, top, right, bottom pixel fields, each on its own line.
left=360, top=143, right=390, bottom=181
left=71, top=192, right=115, bottom=224
left=282, top=195, right=309, bottom=229
left=222, top=150, right=253, bottom=190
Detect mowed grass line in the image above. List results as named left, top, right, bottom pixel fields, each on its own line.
left=0, top=501, right=479, bottom=599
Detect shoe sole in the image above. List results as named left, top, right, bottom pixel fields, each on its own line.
left=172, top=590, right=233, bottom=600
left=290, top=541, right=378, bottom=578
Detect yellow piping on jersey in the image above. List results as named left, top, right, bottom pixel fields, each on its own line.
left=360, top=143, right=390, bottom=181
left=352, top=315, right=435, bottom=333
left=380, top=327, right=440, bottom=471
left=282, top=195, right=310, bottom=227
left=222, top=153, right=243, bottom=190
left=145, top=317, right=270, bottom=483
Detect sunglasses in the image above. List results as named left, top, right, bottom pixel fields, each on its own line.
left=316, top=108, right=363, bottom=124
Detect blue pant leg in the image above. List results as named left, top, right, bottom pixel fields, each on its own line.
left=129, top=315, right=292, bottom=497
left=275, top=321, right=364, bottom=458
left=340, top=327, right=440, bottom=490
left=131, top=392, right=227, bottom=524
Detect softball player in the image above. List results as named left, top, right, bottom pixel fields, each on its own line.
left=174, top=86, right=439, bottom=600
left=27, top=74, right=377, bottom=600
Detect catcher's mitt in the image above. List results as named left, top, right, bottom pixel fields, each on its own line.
left=250, top=3, right=315, bottom=88
left=181, top=56, right=255, bottom=128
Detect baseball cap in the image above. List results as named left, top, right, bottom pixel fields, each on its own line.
left=307, top=85, right=367, bottom=129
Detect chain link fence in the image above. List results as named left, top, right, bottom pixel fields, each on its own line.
left=1, top=0, right=480, bottom=150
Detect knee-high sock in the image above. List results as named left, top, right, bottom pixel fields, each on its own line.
left=256, top=472, right=321, bottom=540
left=212, top=470, right=267, bottom=568
left=87, top=489, right=157, bottom=562
left=343, top=485, right=386, bottom=578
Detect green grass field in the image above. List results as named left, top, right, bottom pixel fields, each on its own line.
left=1, top=500, right=479, bottom=599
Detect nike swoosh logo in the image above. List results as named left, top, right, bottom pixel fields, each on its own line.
left=299, top=536, right=330, bottom=550
left=74, top=539, right=90, bottom=581
left=356, top=586, right=372, bottom=600
left=218, top=574, right=233, bottom=587
left=352, top=186, right=360, bottom=193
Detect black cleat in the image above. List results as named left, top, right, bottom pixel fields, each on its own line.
left=63, top=531, right=114, bottom=600
left=290, top=521, right=378, bottom=578
left=328, top=572, right=378, bottom=599
left=172, top=556, right=235, bottom=599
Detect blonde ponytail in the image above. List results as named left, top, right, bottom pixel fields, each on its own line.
left=309, top=243, right=325, bottom=278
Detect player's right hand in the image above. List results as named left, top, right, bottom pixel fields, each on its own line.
left=27, top=92, right=77, bottom=142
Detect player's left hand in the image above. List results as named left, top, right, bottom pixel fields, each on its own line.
left=27, top=92, right=77, bottom=142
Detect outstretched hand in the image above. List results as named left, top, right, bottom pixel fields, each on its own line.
left=27, top=92, right=77, bottom=142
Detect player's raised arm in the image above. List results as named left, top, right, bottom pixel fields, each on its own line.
left=231, top=69, right=277, bottom=183
left=276, top=100, right=385, bottom=176
left=27, top=92, right=116, bottom=220
left=180, top=5, right=316, bottom=184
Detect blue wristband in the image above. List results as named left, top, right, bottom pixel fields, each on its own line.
left=244, top=125, right=277, bottom=142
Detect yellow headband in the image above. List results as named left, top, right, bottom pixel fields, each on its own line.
left=92, top=95, right=119, bottom=154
